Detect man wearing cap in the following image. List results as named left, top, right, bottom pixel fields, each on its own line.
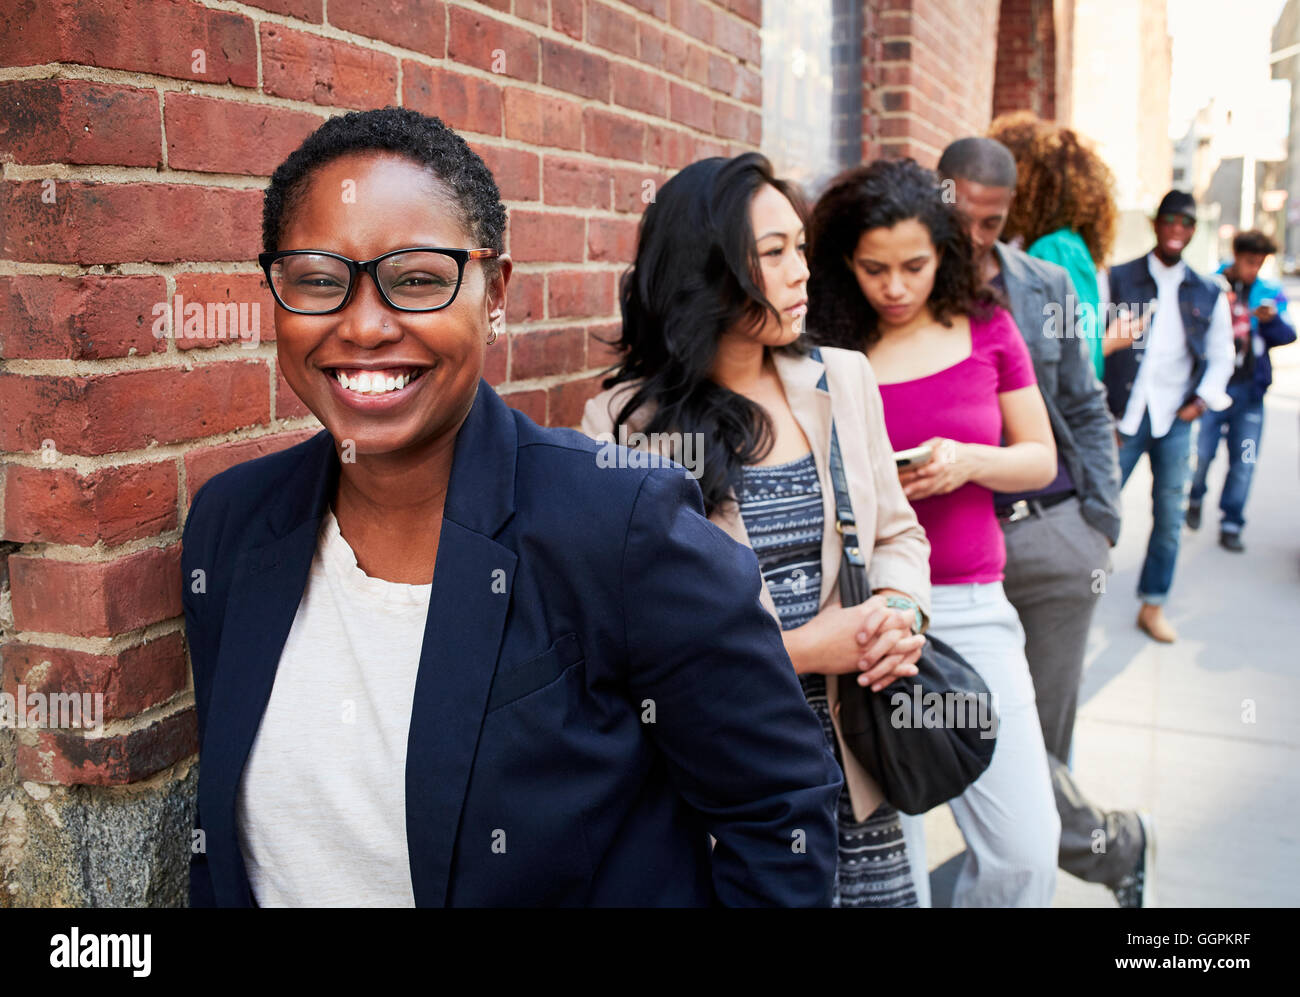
left=1103, top=190, right=1235, bottom=642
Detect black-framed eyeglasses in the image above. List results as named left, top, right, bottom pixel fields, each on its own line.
left=258, top=247, right=500, bottom=315
left=1156, top=213, right=1195, bottom=228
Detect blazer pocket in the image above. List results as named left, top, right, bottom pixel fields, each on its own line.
left=487, top=632, right=584, bottom=712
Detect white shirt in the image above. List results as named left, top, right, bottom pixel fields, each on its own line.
left=1118, top=253, right=1234, bottom=438
left=236, top=507, right=430, bottom=907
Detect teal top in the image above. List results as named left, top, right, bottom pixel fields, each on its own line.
left=1027, top=227, right=1104, bottom=379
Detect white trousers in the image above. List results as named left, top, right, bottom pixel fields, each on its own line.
left=903, top=580, right=1060, bottom=907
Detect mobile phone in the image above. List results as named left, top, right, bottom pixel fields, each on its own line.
left=894, top=445, right=934, bottom=469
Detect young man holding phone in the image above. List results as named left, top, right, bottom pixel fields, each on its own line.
left=937, top=137, right=1150, bottom=907
left=1187, top=230, right=1296, bottom=550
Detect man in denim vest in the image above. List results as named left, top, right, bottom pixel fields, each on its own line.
left=1103, top=190, right=1234, bottom=643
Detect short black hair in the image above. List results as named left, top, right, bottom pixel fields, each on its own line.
left=1155, top=189, right=1196, bottom=220
left=1233, top=229, right=1277, bottom=256
left=936, top=136, right=1018, bottom=188
left=261, top=106, right=507, bottom=265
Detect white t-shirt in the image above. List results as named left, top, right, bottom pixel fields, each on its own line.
left=235, top=506, right=430, bottom=906
left=1118, top=253, right=1234, bottom=438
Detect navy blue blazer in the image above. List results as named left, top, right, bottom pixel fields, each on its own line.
left=182, top=380, right=842, bottom=906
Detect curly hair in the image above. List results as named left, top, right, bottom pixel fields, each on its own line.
left=805, top=158, right=994, bottom=354
left=986, top=111, right=1117, bottom=265
left=261, top=106, right=507, bottom=271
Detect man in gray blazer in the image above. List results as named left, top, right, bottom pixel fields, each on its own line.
left=938, top=137, right=1156, bottom=907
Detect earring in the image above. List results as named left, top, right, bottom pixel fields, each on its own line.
left=487, top=316, right=502, bottom=345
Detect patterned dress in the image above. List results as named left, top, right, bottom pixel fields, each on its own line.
left=739, top=452, right=918, bottom=908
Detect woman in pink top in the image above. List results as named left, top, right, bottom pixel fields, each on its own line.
left=807, top=158, right=1061, bottom=907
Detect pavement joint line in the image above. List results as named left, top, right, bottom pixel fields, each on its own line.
left=1079, top=715, right=1299, bottom=749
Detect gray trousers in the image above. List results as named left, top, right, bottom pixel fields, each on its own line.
left=1000, top=496, right=1144, bottom=887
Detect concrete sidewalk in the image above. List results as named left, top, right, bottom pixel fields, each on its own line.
left=923, top=322, right=1300, bottom=908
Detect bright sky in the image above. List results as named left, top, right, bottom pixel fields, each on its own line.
left=1167, top=0, right=1289, bottom=138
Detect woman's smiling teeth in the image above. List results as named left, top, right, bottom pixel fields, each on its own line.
left=333, top=368, right=426, bottom=394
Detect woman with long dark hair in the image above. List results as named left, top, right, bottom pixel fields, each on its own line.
left=583, top=153, right=934, bottom=907
left=807, top=158, right=1061, bottom=907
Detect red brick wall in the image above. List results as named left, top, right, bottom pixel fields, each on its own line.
left=0, top=0, right=761, bottom=880
left=863, top=0, right=1001, bottom=166
left=991, top=0, right=1070, bottom=122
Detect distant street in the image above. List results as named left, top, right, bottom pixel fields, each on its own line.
left=926, top=277, right=1300, bottom=907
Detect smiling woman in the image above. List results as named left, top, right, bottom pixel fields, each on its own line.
left=179, top=107, right=843, bottom=908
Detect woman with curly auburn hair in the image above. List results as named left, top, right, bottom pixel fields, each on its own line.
left=807, top=158, right=1062, bottom=907
left=987, top=111, right=1119, bottom=378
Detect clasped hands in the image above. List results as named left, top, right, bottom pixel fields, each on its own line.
left=804, top=594, right=924, bottom=691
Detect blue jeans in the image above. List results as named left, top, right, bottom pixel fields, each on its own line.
left=1117, top=410, right=1196, bottom=604
left=1189, top=381, right=1264, bottom=534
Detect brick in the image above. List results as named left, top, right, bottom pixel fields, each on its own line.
left=707, top=53, right=737, bottom=96
left=170, top=274, right=276, bottom=351
left=0, top=80, right=160, bottom=167
left=330, top=0, right=446, bottom=58
left=244, top=0, right=323, bottom=20
left=9, top=545, right=182, bottom=638
left=588, top=2, right=637, bottom=58
left=646, top=127, right=693, bottom=169
left=712, top=11, right=760, bottom=64
left=183, top=430, right=319, bottom=500
left=626, top=0, right=668, bottom=18
left=543, top=156, right=612, bottom=210
left=0, top=275, right=167, bottom=360
left=469, top=142, right=540, bottom=201
left=663, top=31, right=688, bottom=77
left=0, top=181, right=262, bottom=264
left=552, top=0, right=583, bottom=40
left=508, top=210, right=585, bottom=263
left=470, top=141, right=540, bottom=201
left=548, top=270, right=615, bottom=318
left=587, top=216, right=638, bottom=263
left=734, top=64, right=761, bottom=105
left=683, top=44, right=711, bottom=88
left=2, top=461, right=178, bottom=547
left=2, top=632, right=189, bottom=723
left=613, top=166, right=663, bottom=212
left=516, top=0, right=549, bottom=27
left=669, top=0, right=713, bottom=39
left=511, top=326, right=586, bottom=380
left=638, top=22, right=665, bottom=69
left=668, top=82, right=713, bottom=132
left=0, top=363, right=270, bottom=456
left=725, top=0, right=760, bottom=25
left=583, top=107, right=646, bottom=162
left=448, top=6, right=540, bottom=82
left=501, top=388, right=546, bottom=424
left=503, top=89, right=583, bottom=151
left=0, top=0, right=257, bottom=85
left=260, top=24, right=399, bottom=109
left=541, top=39, right=611, bottom=102
left=505, top=270, right=545, bottom=323
left=612, top=63, right=668, bottom=117
left=713, top=99, right=747, bottom=142
left=16, top=709, right=198, bottom=786
left=547, top=373, right=605, bottom=427
left=403, top=62, right=503, bottom=136
left=164, top=95, right=321, bottom=176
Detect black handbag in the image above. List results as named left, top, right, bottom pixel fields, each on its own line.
left=827, top=420, right=998, bottom=815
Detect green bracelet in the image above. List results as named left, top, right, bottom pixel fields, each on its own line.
left=884, top=595, right=923, bottom=634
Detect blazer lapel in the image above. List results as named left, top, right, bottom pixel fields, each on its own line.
left=405, top=381, right=518, bottom=906
left=773, top=348, right=838, bottom=609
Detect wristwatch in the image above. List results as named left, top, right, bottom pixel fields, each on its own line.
left=884, top=595, right=924, bottom=634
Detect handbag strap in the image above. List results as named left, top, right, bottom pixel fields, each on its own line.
left=813, top=346, right=869, bottom=591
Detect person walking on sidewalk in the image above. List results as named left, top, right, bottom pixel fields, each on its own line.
left=937, top=136, right=1155, bottom=908
left=1103, top=190, right=1235, bottom=643
left=1187, top=229, right=1296, bottom=550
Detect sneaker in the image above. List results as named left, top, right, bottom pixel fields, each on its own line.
left=1219, top=530, right=1245, bottom=552
left=1113, top=810, right=1157, bottom=908
left=1185, top=501, right=1202, bottom=530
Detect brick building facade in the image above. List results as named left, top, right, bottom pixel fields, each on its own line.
left=0, top=0, right=1067, bottom=906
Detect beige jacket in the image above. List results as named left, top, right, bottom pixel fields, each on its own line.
left=581, top=345, right=931, bottom=819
